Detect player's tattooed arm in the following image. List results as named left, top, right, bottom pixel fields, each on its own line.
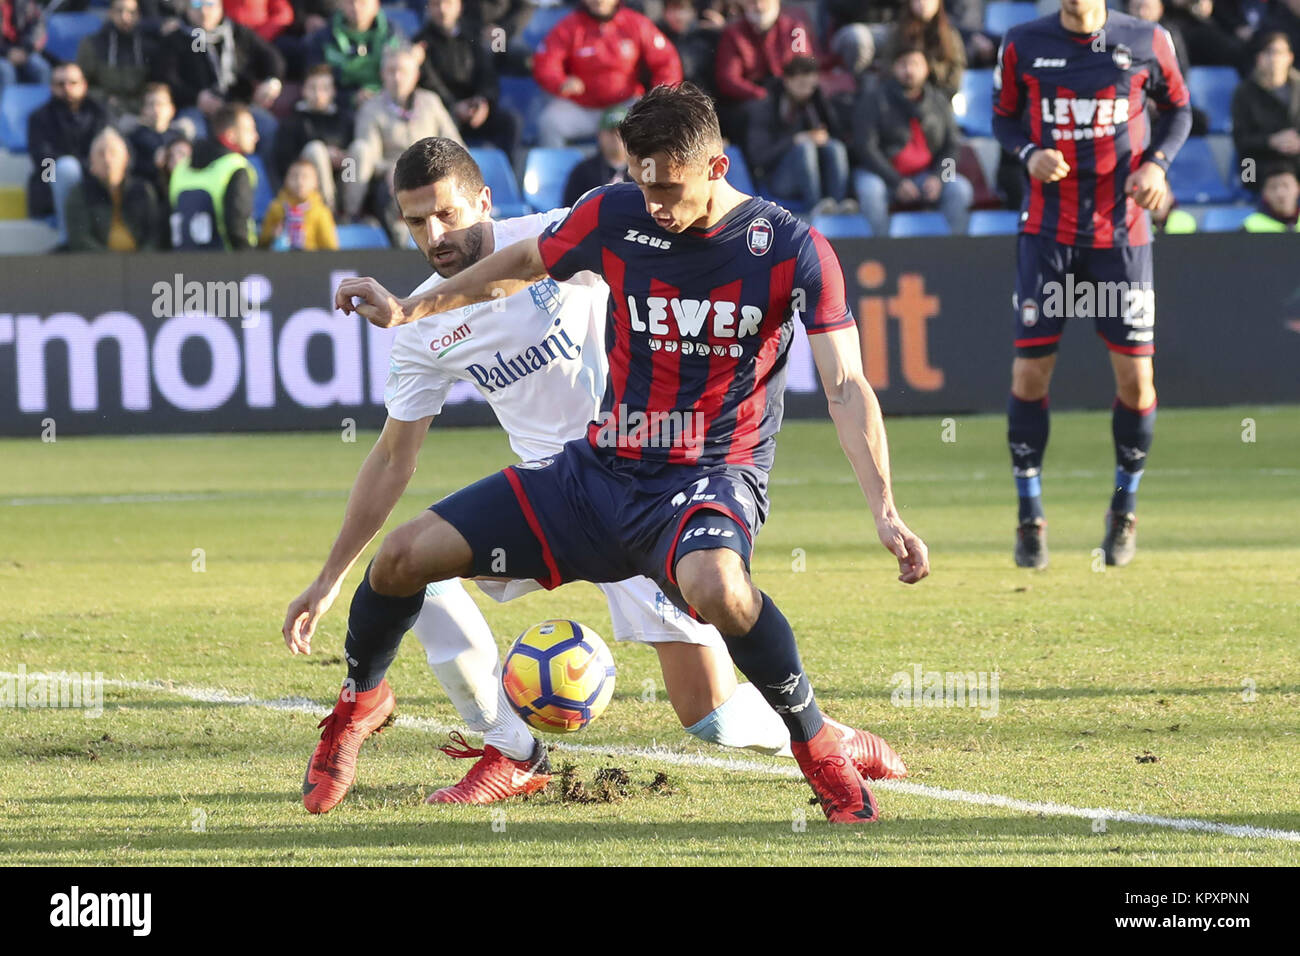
left=809, top=328, right=930, bottom=585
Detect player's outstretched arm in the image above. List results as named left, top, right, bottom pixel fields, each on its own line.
left=809, top=327, right=930, bottom=584
left=335, top=237, right=549, bottom=329
left=282, top=414, right=433, bottom=654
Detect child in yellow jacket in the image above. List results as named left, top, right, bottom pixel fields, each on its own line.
left=260, top=160, right=339, bottom=250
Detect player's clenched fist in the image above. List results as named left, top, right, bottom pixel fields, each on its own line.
left=1125, top=162, right=1168, bottom=211
left=334, top=276, right=413, bottom=329
left=283, top=578, right=341, bottom=655
left=876, top=516, right=930, bottom=584
left=1027, top=148, right=1071, bottom=183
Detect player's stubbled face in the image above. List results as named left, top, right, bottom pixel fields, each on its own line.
left=1060, top=0, right=1106, bottom=20
left=396, top=177, right=492, bottom=277
left=627, top=152, right=714, bottom=232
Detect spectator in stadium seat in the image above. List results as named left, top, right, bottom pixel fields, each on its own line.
left=344, top=45, right=461, bottom=240
left=1243, top=164, right=1300, bottom=229
left=1164, top=0, right=1247, bottom=70
left=65, top=127, right=164, bottom=252
left=533, top=0, right=682, bottom=147
left=850, top=45, right=971, bottom=235
left=273, top=64, right=352, bottom=210
left=76, top=0, right=159, bottom=119
left=27, top=63, right=108, bottom=237
left=1261, top=0, right=1300, bottom=61
left=945, top=0, right=997, bottom=69
left=883, top=0, right=966, bottom=98
left=415, top=0, right=522, bottom=163
left=259, top=156, right=339, bottom=247
left=0, top=0, right=51, bottom=90
left=562, top=105, right=630, bottom=207
left=276, top=0, right=334, bottom=80
left=127, top=82, right=182, bottom=183
left=715, top=0, right=817, bottom=141
left=659, top=0, right=722, bottom=96
left=1232, top=31, right=1300, bottom=189
left=1129, top=0, right=1208, bottom=135
left=308, top=0, right=405, bottom=104
left=224, top=0, right=297, bottom=43
left=158, top=0, right=284, bottom=157
left=744, top=55, right=852, bottom=214
left=168, top=101, right=259, bottom=250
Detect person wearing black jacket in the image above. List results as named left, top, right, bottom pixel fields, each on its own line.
left=272, top=64, right=352, bottom=209
left=562, top=106, right=629, bottom=206
left=850, top=44, right=971, bottom=235
left=76, top=0, right=159, bottom=118
left=65, top=127, right=163, bottom=252
left=156, top=0, right=285, bottom=117
left=1232, top=31, right=1300, bottom=189
left=659, top=0, right=721, bottom=96
left=26, top=63, right=109, bottom=232
left=743, top=55, right=851, bottom=213
left=414, top=0, right=522, bottom=162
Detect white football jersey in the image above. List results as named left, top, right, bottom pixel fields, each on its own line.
left=385, top=210, right=608, bottom=461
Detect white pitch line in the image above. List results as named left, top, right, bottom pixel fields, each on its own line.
left=8, top=672, right=1299, bottom=843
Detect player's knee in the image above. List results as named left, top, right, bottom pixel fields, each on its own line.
left=369, top=526, right=432, bottom=596
left=677, top=556, right=758, bottom=635
left=1012, top=357, right=1054, bottom=401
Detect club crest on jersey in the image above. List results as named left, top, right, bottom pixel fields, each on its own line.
left=528, top=277, right=563, bottom=317
left=1021, top=299, right=1039, bottom=328
left=747, top=218, right=774, bottom=256
left=1112, top=44, right=1132, bottom=71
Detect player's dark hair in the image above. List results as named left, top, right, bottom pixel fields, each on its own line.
left=392, top=136, right=485, bottom=198
left=618, top=83, right=722, bottom=169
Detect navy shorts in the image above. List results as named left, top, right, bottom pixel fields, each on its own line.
left=1013, top=233, right=1156, bottom=358
left=429, top=437, right=769, bottom=615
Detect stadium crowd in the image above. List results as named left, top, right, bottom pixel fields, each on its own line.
left=1, top=0, right=1297, bottom=252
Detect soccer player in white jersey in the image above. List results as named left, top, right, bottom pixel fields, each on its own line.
left=283, top=137, right=903, bottom=810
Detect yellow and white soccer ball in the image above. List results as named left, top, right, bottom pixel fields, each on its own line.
left=502, top=620, right=616, bottom=733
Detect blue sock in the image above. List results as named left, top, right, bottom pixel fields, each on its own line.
left=1110, top=398, right=1156, bottom=513
left=719, top=592, right=824, bottom=743
left=1008, top=392, right=1050, bottom=522
left=344, top=564, right=425, bottom=692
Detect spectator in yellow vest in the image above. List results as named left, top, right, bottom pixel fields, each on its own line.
left=1243, top=166, right=1300, bottom=230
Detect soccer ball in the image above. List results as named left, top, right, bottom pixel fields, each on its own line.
left=502, top=620, right=616, bottom=733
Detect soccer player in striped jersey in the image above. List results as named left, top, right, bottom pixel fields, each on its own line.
left=330, top=86, right=929, bottom=824
left=993, top=0, right=1191, bottom=568
left=285, top=137, right=905, bottom=813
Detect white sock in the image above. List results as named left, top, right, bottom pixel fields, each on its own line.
left=412, top=579, right=536, bottom=761
left=683, top=681, right=793, bottom=757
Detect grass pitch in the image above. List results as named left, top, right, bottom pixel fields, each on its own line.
left=1, top=406, right=1297, bottom=866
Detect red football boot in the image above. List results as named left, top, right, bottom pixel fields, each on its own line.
left=791, top=723, right=880, bottom=824
left=302, top=680, right=396, bottom=814
left=425, top=732, right=552, bottom=804
left=823, top=716, right=908, bottom=780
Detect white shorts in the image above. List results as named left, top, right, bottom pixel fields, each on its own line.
left=473, top=575, right=724, bottom=647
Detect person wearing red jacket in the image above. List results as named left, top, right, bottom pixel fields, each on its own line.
left=224, top=0, right=296, bottom=43
left=532, top=0, right=682, bottom=147
left=715, top=0, right=817, bottom=140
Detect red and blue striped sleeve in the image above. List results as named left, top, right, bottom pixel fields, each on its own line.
left=1144, top=24, right=1193, bottom=170
left=794, top=228, right=855, bottom=335
left=537, top=187, right=607, bottom=281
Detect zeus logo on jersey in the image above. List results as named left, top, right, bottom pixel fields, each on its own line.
left=623, top=229, right=672, bottom=250
left=466, top=328, right=581, bottom=393
left=625, top=296, right=763, bottom=341
left=1041, top=97, right=1131, bottom=140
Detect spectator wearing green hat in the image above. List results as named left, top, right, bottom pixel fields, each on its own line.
left=562, top=107, right=629, bottom=208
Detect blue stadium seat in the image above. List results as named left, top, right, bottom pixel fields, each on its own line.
left=955, top=69, right=995, bottom=138
left=45, top=12, right=105, bottom=62
left=984, top=2, right=1039, bottom=35
left=968, top=209, right=1022, bottom=235
left=1186, top=66, right=1238, bottom=135
left=810, top=213, right=872, bottom=238
left=335, top=222, right=392, bottom=249
left=1198, top=205, right=1252, bottom=232
left=247, top=154, right=275, bottom=222
left=522, top=147, right=584, bottom=212
left=521, top=5, right=571, bottom=51
left=0, top=84, right=51, bottom=152
left=498, top=75, right=547, bottom=146
left=723, top=145, right=756, bottom=194
left=888, top=211, right=952, bottom=237
left=1167, top=137, right=1235, bottom=204
left=381, top=5, right=420, bottom=37
left=469, top=145, right=529, bottom=218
